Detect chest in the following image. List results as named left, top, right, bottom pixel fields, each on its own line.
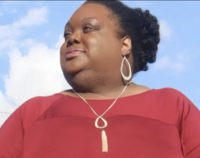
left=22, top=115, right=184, bottom=158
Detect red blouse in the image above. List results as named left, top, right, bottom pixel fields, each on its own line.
left=0, top=88, right=200, bottom=158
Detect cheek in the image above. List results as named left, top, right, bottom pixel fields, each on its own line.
left=86, top=33, right=122, bottom=68
left=86, top=35, right=102, bottom=55
left=86, top=34, right=110, bottom=59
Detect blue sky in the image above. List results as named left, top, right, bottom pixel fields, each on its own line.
left=0, top=1, right=200, bottom=125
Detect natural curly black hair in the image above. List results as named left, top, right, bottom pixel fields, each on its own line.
left=84, top=0, right=160, bottom=74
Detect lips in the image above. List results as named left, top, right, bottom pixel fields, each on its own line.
left=65, top=48, right=85, bottom=59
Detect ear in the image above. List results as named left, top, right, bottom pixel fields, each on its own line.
left=121, top=36, right=132, bottom=56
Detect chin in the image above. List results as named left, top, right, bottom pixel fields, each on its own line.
left=62, top=70, right=86, bottom=91
left=61, top=64, right=88, bottom=85
left=65, top=70, right=104, bottom=92
left=61, top=54, right=89, bottom=73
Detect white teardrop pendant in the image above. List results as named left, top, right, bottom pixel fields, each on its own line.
left=95, top=116, right=108, bottom=129
left=95, top=116, right=108, bottom=152
left=102, top=129, right=108, bottom=152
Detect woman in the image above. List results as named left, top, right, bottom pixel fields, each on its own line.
left=0, top=0, right=200, bottom=158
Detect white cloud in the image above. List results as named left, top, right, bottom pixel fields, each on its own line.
left=0, top=24, right=22, bottom=40
left=3, top=41, right=70, bottom=106
left=0, top=39, right=16, bottom=53
left=0, top=6, right=66, bottom=126
left=0, top=7, right=48, bottom=40
left=1, top=1, right=22, bottom=14
left=55, top=34, right=64, bottom=49
left=159, top=20, right=172, bottom=39
left=153, top=53, right=190, bottom=73
left=0, top=34, right=71, bottom=126
left=19, top=38, right=36, bottom=49
left=13, top=7, right=48, bottom=28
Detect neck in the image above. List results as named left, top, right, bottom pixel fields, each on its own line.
left=73, top=82, right=132, bottom=100
left=67, top=73, right=131, bottom=99
left=74, top=82, right=126, bottom=97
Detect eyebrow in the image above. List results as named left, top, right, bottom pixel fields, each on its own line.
left=65, top=22, right=72, bottom=28
left=65, top=17, right=99, bottom=28
left=81, top=17, right=99, bottom=22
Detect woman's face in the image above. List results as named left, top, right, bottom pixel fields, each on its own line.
left=60, top=3, right=130, bottom=85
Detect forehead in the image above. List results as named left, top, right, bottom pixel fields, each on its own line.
left=66, top=3, right=112, bottom=27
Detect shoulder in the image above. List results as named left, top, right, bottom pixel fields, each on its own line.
left=146, top=88, right=199, bottom=127
left=15, top=93, right=64, bottom=130
left=19, top=93, right=63, bottom=111
left=153, top=87, right=189, bottom=101
left=151, top=87, right=197, bottom=114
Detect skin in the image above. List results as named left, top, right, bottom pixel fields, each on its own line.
left=60, top=3, right=149, bottom=99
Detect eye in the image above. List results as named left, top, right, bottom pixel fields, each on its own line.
left=63, top=32, right=71, bottom=39
left=83, top=25, right=93, bottom=32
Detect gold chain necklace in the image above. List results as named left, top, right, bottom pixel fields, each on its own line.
left=72, top=82, right=131, bottom=152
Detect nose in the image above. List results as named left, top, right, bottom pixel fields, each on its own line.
left=67, top=32, right=81, bottom=47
